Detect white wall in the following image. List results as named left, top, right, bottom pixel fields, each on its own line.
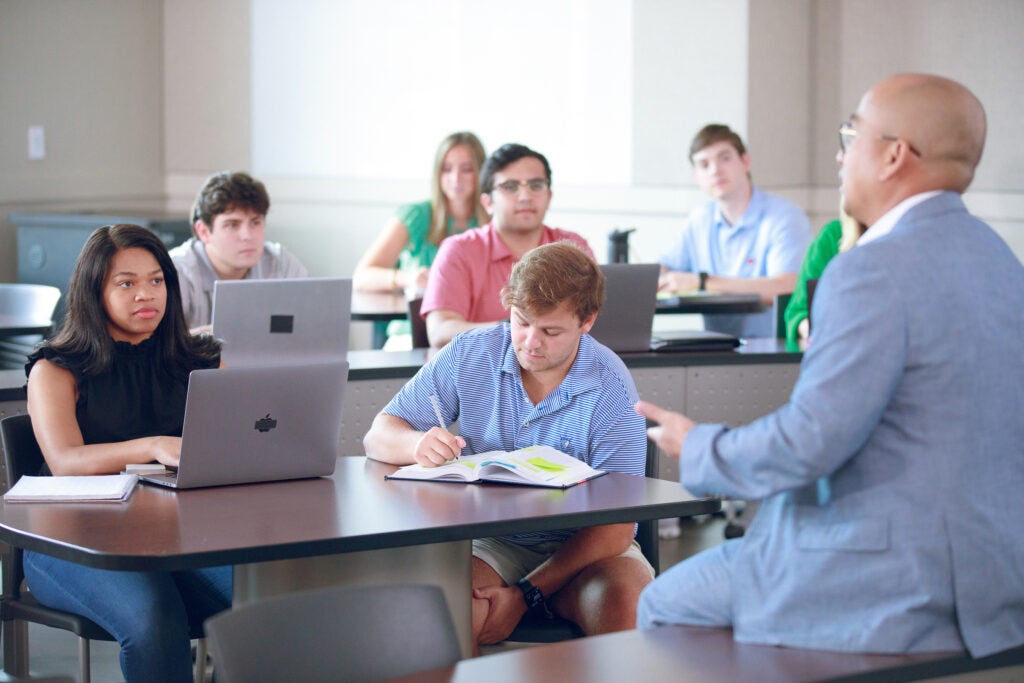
left=3, top=0, right=1022, bottom=289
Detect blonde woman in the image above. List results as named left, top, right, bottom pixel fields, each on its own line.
left=355, top=131, right=488, bottom=295
left=783, top=207, right=865, bottom=345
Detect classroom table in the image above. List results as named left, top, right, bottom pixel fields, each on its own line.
left=0, top=457, right=718, bottom=661
left=383, top=625, right=967, bottom=683
left=0, top=317, right=51, bottom=337
left=351, top=291, right=408, bottom=348
left=0, top=316, right=50, bottom=371
left=655, top=291, right=764, bottom=316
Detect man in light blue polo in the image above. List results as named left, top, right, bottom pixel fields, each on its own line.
left=364, top=242, right=653, bottom=648
left=658, top=124, right=812, bottom=338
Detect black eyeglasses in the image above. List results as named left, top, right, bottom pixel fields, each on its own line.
left=839, top=120, right=921, bottom=157
left=493, top=179, right=550, bottom=194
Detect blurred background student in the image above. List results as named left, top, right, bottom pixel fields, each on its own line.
left=354, top=131, right=488, bottom=345
left=783, top=207, right=865, bottom=347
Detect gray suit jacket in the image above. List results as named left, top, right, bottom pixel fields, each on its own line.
left=682, top=192, right=1024, bottom=656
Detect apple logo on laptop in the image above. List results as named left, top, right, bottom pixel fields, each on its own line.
left=254, top=413, right=278, bottom=433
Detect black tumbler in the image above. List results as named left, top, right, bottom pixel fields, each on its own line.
left=607, top=228, right=635, bottom=263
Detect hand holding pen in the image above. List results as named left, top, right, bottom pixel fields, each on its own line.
left=412, top=394, right=466, bottom=467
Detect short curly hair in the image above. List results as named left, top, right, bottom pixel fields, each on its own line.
left=191, top=171, right=270, bottom=228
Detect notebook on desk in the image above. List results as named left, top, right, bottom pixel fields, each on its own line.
left=588, top=264, right=661, bottom=353
left=139, top=361, right=348, bottom=489
left=212, top=277, right=352, bottom=367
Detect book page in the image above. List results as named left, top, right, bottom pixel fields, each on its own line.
left=476, top=446, right=603, bottom=488
left=385, top=459, right=480, bottom=483
left=385, top=446, right=604, bottom=488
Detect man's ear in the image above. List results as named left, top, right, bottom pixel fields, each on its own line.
left=579, top=312, right=599, bottom=335
left=878, top=140, right=912, bottom=182
left=194, top=220, right=212, bottom=244
left=480, top=192, right=494, bottom=216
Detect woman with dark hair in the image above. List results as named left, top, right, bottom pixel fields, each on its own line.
left=23, top=224, right=229, bottom=683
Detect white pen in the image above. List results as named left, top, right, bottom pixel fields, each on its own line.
left=429, top=394, right=458, bottom=460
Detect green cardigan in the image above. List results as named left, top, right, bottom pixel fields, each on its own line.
left=783, top=219, right=842, bottom=345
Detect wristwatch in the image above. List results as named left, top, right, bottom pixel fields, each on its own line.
left=698, top=271, right=709, bottom=291
left=515, top=578, right=554, bottom=620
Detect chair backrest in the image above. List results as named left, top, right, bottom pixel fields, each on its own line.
left=0, top=413, right=46, bottom=597
left=0, top=284, right=61, bottom=323
left=772, top=292, right=793, bottom=339
left=205, top=583, right=461, bottom=683
left=408, top=297, right=429, bottom=349
left=639, top=429, right=660, bottom=573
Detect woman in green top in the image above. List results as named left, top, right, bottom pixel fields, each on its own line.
left=354, top=131, right=488, bottom=294
left=783, top=210, right=864, bottom=346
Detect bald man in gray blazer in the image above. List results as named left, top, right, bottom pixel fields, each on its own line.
left=637, top=74, right=1024, bottom=657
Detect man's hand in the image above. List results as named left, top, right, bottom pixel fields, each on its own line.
left=635, top=400, right=695, bottom=460
left=412, top=427, right=466, bottom=466
left=472, top=585, right=528, bottom=645
left=657, top=270, right=700, bottom=293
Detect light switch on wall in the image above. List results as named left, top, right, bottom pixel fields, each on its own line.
left=28, top=125, right=46, bottom=160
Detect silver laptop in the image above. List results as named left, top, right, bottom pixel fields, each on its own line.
left=588, top=264, right=660, bottom=353
left=211, top=277, right=352, bottom=367
left=140, top=361, right=348, bottom=489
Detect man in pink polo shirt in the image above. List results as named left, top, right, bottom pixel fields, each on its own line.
left=421, top=143, right=594, bottom=348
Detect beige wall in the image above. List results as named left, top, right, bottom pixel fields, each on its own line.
left=163, top=0, right=250, bottom=174
left=0, top=0, right=166, bottom=281
left=2, top=0, right=1022, bottom=288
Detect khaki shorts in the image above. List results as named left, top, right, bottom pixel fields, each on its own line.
left=472, top=537, right=655, bottom=587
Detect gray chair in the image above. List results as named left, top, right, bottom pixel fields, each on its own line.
left=205, top=583, right=461, bottom=683
left=0, top=283, right=61, bottom=369
left=0, top=413, right=207, bottom=683
left=506, top=435, right=661, bottom=643
left=772, top=292, right=793, bottom=339
left=408, top=297, right=429, bottom=349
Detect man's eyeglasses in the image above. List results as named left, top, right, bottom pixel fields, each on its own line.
left=493, top=179, right=550, bottom=194
left=839, top=121, right=921, bottom=157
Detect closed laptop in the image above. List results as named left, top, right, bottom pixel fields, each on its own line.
left=212, top=277, right=352, bottom=367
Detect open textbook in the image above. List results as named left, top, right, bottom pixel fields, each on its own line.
left=384, top=445, right=607, bottom=489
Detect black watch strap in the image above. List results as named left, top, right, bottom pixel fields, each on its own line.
left=516, top=578, right=554, bottom=620
left=698, top=271, right=709, bottom=291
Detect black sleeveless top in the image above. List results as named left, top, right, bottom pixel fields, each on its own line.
left=28, top=337, right=218, bottom=445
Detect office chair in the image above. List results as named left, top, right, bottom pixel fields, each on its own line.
left=505, top=436, right=661, bottom=643
left=772, top=292, right=793, bottom=339
left=0, top=413, right=208, bottom=683
left=408, top=297, right=430, bottom=349
left=205, top=583, right=461, bottom=683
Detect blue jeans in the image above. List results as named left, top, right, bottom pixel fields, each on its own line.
left=24, top=550, right=231, bottom=683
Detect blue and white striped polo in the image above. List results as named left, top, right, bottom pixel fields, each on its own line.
left=383, top=323, right=647, bottom=546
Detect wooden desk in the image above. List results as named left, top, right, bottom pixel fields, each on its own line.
left=351, top=291, right=408, bottom=322
left=351, top=291, right=408, bottom=348
left=386, top=625, right=967, bottom=683
left=0, top=316, right=50, bottom=337
left=0, top=316, right=49, bottom=371
left=0, top=457, right=718, bottom=658
left=655, top=292, right=764, bottom=316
